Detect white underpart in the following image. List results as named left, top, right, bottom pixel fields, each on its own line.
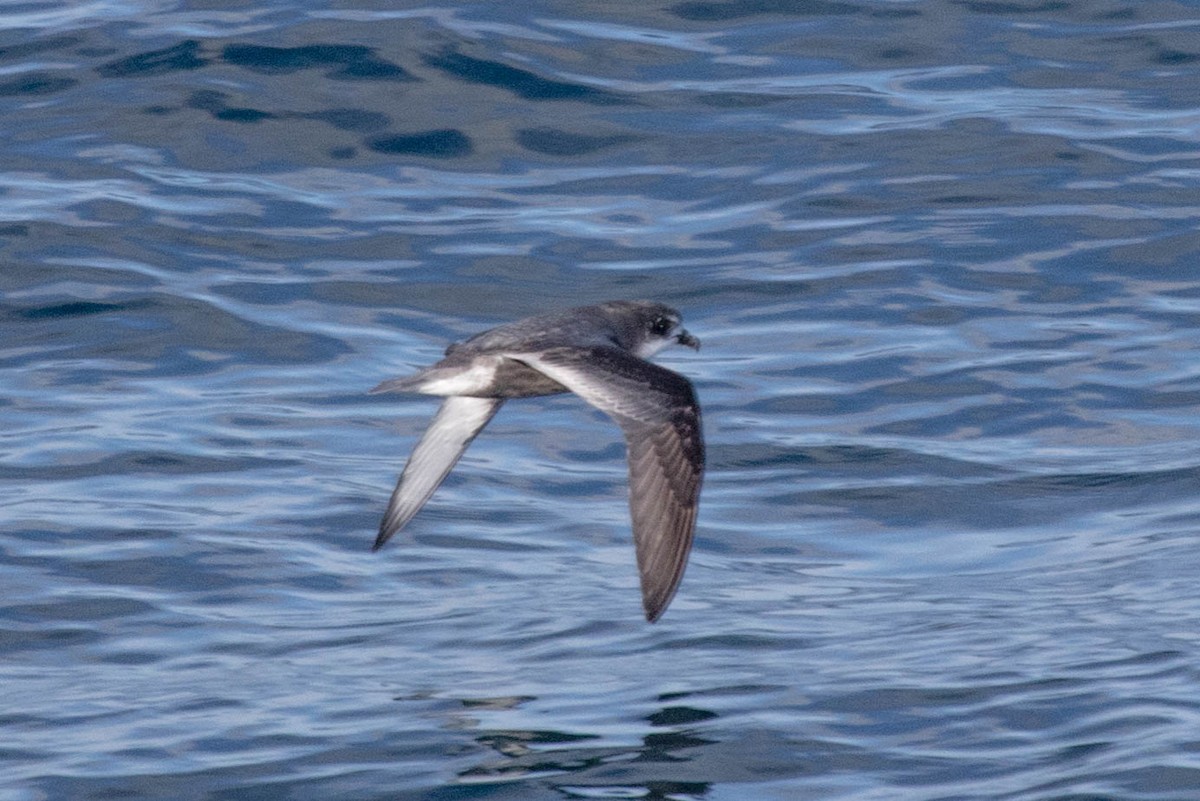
left=417, top=357, right=500, bottom=396
left=634, top=334, right=674, bottom=359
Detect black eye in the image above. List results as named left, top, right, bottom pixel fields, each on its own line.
left=650, top=316, right=673, bottom=336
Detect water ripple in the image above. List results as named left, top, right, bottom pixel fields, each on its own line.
left=4, top=2, right=1200, bottom=800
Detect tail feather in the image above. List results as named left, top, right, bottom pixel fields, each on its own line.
left=370, top=373, right=424, bottom=394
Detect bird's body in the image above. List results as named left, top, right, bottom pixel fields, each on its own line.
left=370, top=300, right=704, bottom=622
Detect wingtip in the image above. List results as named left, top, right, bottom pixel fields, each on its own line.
left=642, top=595, right=670, bottom=623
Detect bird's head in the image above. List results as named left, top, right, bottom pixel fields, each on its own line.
left=600, top=300, right=700, bottom=358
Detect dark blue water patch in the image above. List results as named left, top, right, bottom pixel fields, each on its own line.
left=718, top=443, right=1003, bottom=481
left=647, top=706, right=719, bottom=726
left=1156, top=47, right=1199, bottom=66
left=868, top=395, right=1099, bottom=439
left=69, top=553, right=243, bottom=595
left=694, top=91, right=794, bottom=110
left=3, top=291, right=352, bottom=375
left=669, top=0, right=864, bottom=22
left=187, top=87, right=351, bottom=126
left=1143, top=389, right=1200, bottom=408
left=301, top=109, right=390, bottom=132
left=221, top=43, right=415, bottom=82
left=0, top=33, right=84, bottom=62
left=186, top=89, right=274, bottom=125
left=481, top=729, right=600, bottom=749
left=959, top=1, right=1071, bottom=15
left=788, top=462, right=1200, bottom=532
left=216, top=107, right=274, bottom=124
left=515, top=128, right=637, bottom=157
left=0, top=624, right=103, bottom=654
left=366, top=129, right=472, bottom=158
left=11, top=537, right=276, bottom=620
left=657, top=684, right=787, bottom=703
left=0, top=742, right=41, bottom=763
left=1068, top=381, right=1194, bottom=414
left=211, top=282, right=317, bottom=307
left=423, top=50, right=627, bottom=104
left=752, top=359, right=918, bottom=398
left=30, top=762, right=340, bottom=801
left=9, top=525, right=175, bottom=550
left=13, top=300, right=134, bottom=320
left=97, top=40, right=206, bottom=78
left=7, top=597, right=155, bottom=623
left=0, top=73, right=75, bottom=96
left=1005, top=464, right=1200, bottom=494
left=0, top=451, right=297, bottom=481
left=185, top=88, right=230, bottom=112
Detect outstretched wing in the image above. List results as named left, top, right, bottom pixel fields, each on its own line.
left=376, top=395, right=503, bottom=550
left=513, top=346, right=704, bottom=622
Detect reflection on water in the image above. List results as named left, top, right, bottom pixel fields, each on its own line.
left=4, top=1, right=1200, bottom=799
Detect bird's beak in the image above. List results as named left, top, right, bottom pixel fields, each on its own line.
left=676, top=329, right=700, bottom=350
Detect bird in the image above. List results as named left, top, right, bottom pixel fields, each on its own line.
left=369, top=300, right=704, bottom=622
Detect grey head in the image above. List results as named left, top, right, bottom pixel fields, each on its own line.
left=581, top=300, right=701, bottom=356
left=449, top=299, right=700, bottom=358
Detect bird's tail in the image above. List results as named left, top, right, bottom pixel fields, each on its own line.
left=369, top=373, right=427, bottom=394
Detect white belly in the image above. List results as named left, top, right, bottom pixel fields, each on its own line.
left=418, top=358, right=501, bottom=396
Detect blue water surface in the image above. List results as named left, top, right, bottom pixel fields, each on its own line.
left=4, top=1, right=1200, bottom=799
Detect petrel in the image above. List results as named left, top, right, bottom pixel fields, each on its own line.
left=370, top=300, right=704, bottom=622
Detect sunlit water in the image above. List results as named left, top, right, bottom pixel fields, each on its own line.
left=4, top=1, right=1200, bottom=799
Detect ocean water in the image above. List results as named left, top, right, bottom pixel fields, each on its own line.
left=4, top=1, right=1200, bottom=799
